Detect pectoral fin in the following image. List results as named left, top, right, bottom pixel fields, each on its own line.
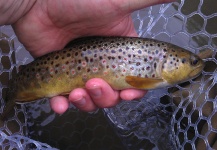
left=125, top=76, right=164, bottom=89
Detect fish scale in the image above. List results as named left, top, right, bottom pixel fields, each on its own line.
left=1, top=36, right=204, bottom=119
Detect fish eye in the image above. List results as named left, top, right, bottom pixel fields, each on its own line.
left=191, top=59, right=199, bottom=66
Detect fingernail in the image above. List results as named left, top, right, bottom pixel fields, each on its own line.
left=74, top=98, right=86, bottom=107
left=88, top=87, right=102, bottom=98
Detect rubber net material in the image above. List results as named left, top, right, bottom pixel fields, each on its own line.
left=0, top=0, right=217, bottom=149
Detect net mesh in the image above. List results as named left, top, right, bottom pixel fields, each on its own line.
left=0, top=0, right=217, bottom=149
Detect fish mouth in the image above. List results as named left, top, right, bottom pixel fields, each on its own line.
left=189, top=63, right=205, bottom=78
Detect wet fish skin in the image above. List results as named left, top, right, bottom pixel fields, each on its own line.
left=7, top=36, right=204, bottom=103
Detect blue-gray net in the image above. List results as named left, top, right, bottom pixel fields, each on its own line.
left=0, top=0, right=216, bottom=149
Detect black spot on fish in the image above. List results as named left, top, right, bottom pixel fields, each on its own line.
left=75, top=52, right=79, bottom=56
left=111, top=50, right=116, bottom=53
left=182, top=58, right=186, bottom=63
left=128, top=54, right=131, bottom=58
left=47, top=57, right=51, bottom=61
left=55, top=55, right=59, bottom=59
left=94, top=54, right=97, bottom=57
left=154, top=63, right=157, bottom=69
left=78, top=60, right=81, bottom=63
left=150, top=43, right=153, bottom=46
left=144, top=58, right=148, bottom=62
left=118, top=56, right=121, bottom=59
left=138, top=50, right=142, bottom=54
left=87, top=68, right=91, bottom=72
left=136, top=62, right=140, bottom=66
left=163, top=49, right=167, bottom=52
left=77, top=66, right=81, bottom=71
left=67, top=53, right=71, bottom=57
left=85, top=57, right=89, bottom=62
left=90, top=58, right=93, bottom=62
left=99, top=56, right=103, bottom=60
left=51, top=61, right=54, bottom=65
left=108, top=56, right=111, bottom=60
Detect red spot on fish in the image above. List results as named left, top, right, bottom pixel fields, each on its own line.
left=123, top=57, right=127, bottom=61
left=82, top=61, right=87, bottom=67
left=103, top=71, right=107, bottom=75
left=93, top=67, right=98, bottom=72
left=101, top=59, right=106, bottom=65
left=83, top=74, right=87, bottom=79
left=112, top=65, right=116, bottom=69
left=71, top=69, right=76, bottom=75
left=149, top=56, right=153, bottom=60
left=36, top=73, right=40, bottom=79
left=62, top=65, right=66, bottom=72
left=130, top=67, right=134, bottom=70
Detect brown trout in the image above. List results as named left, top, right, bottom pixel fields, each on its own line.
left=1, top=36, right=204, bottom=119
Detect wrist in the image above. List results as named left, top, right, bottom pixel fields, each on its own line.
left=0, top=0, right=36, bottom=25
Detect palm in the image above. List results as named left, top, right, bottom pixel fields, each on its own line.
left=12, top=0, right=139, bottom=57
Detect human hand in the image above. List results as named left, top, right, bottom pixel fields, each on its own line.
left=9, top=0, right=174, bottom=114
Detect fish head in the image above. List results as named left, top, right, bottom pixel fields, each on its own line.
left=161, top=48, right=204, bottom=85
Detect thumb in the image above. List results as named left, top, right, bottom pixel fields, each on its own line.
left=117, top=0, right=175, bottom=12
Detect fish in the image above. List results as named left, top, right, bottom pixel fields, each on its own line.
left=1, top=36, right=204, bottom=119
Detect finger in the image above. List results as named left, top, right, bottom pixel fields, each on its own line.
left=50, top=96, right=69, bottom=114
left=120, top=89, right=147, bottom=100
left=86, top=78, right=120, bottom=108
left=69, top=88, right=98, bottom=112
left=115, top=0, right=176, bottom=12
